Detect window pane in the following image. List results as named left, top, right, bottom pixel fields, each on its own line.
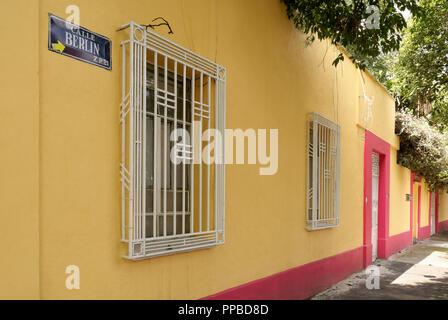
left=145, top=62, right=192, bottom=237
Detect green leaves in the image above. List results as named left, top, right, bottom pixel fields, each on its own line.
left=391, top=0, right=448, bottom=126
left=282, top=0, right=448, bottom=190
left=396, top=110, right=448, bottom=191
left=281, top=0, right=421, bottom=69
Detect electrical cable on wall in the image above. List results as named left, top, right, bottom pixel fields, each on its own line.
left=143, top=17, right=174, bottom=34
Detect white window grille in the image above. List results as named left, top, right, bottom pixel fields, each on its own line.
left=119, top=22, right=226, bottom=259
left=306, top=113, right=340, bottom=230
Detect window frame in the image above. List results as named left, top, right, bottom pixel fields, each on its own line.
left=119, top=22, right=226, bottom=260
left=306, top=112, right=341, bottom=231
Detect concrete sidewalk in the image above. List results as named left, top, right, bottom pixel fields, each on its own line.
left=312, top=231, right=448, bottom=300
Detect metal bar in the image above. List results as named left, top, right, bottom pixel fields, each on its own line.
left=214, top=79, right=218, bottom=235
left=119, top=21, right=224, bottom=77
left=145, top=210, right=191, bottom=216
left=117, top=22, right=132, bottom=32
left=145, top=111, right=191, bottom=125
left=337, top=125, right=341, bottom=223
left=119, top=21, right=226, bottom=257
left=321, top=124, right=324, bottom=222
left=325, top=125, right=328, bottom=222
left=328, top=128, right=331, bottom=222
left=190, top=69, right=195, bottom=234
left=312, top=119, right=318, bottom=226
left=320, top=124, right=323, bottom=223
left=145, top=230, right=217, bottom=241
left=147, top=236, right=217, bottom=249
left=139, top=42, right=143, bottom=238
left=307, top=119, right=311, bottom=224
left=142, top=38, right=147, bottom=246
left=173, top=61, right=178, bottom=236
left=142, top=242, right=217, bottom=259
left=317, top=123, right=322, bottom=220
left=326, top=127, right=329, bottom=222
left=140, top=44, right=144, bottom=238
left=199, top=72, right=203, bottom=232
left=207, top=75, right=211, bottom=231
left=222, top=77, right=226, bottom=241
left=129, top=24, right=134, bottom=242
left=217, top=76, right=226, bottom=241
left=121, top=41, right=126, bottom=241
left=145, top=36, right=217, bottom=71
left=136, top=42, right=140, bottom=240
left=153, top=52, right=158, bottom=238
left=145, top=42, right=217, bottom=80
left=328, top=127, right=331, bottom=221
left=307, top=113, right=341, bottom=228
left=193, top=113, right=210, bottom=119
left=332, top=129, right=336, bottom=222
left=324, top=126, right=327, bottom=223
left=144, top=34, right=217, bottom=73
left=182, top=64, right=187, bottom=235
left=163, top=55, right=168, bottom=237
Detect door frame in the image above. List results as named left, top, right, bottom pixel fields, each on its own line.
left=430, top=191, right=435, bottom=236
left=410, top=173, right=439, bottom=241
left=410, top=173, right=418, bottom=241
left=363, top=131, right=390, bottom=268
left=435, top=192, right=439, bottom=234
left=429, top=190, right=439, bottom=236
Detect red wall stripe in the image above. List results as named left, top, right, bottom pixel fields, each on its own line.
left=203, top=246, right=363, bottom=300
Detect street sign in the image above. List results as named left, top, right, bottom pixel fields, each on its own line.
left=48, top=14, right=112, bottom=70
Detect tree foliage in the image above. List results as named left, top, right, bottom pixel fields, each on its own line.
left=396, top=110, right=448, bottom=191
left=392, top=0, right=448, bottom=127
left=281, top=0, right=420, bottom=68
left=281, top=0, right=448, bottom=188
left=351, top=1, right=448, bottom=189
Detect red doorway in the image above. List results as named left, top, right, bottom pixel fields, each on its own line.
left=411, top=173, right=439, bottom=240
left=363, top=130, right=390, bottom=268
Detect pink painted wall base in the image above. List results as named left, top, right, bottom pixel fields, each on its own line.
left=418, top=226, right=431, bottom=241
left=385, top=231, right=412, bottom=257
left=438, top=220, right=448, bottom=233
left=204, top=221, right=444, bottom=300
left=203, top=246, right=363, bottom=300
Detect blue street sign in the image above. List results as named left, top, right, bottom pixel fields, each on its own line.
left=48, top=14, right=112, bottom=70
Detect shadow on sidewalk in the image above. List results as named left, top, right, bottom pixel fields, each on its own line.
left=312, top=231, right=448, bottom=300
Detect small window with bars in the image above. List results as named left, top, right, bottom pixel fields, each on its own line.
left=119, top=22, right=226, bottom=259
left=306, top=113, right=340, bottom=230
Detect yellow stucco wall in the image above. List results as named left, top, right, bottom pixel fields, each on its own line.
left=419, top=180, right=430, bottom=228
left=411, top=178, right=430, bottom=231
left=351, top=51, right=410, bottom=238
left=389, top=148, right=411, bottom=236
left=359, top=67, right=399, bottom=150
left=0, top=0, right=422, bottom=299
left=35, top=0, right=368, bottom=299
left=0, top=0, right=40, bottom=299
left=439, top=192, right=448, bottom=223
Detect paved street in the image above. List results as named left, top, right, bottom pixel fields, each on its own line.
left=312, top=231, right=448, bottom=300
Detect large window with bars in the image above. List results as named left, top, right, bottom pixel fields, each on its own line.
left=306, top=113, right=340, bottom=230
left=119, top=22, right=226, bottom=259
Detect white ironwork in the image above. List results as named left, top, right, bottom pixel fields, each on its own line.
left=119, top=22, right=226, bottom=259
left=306, top=113, right=340, bottom=230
